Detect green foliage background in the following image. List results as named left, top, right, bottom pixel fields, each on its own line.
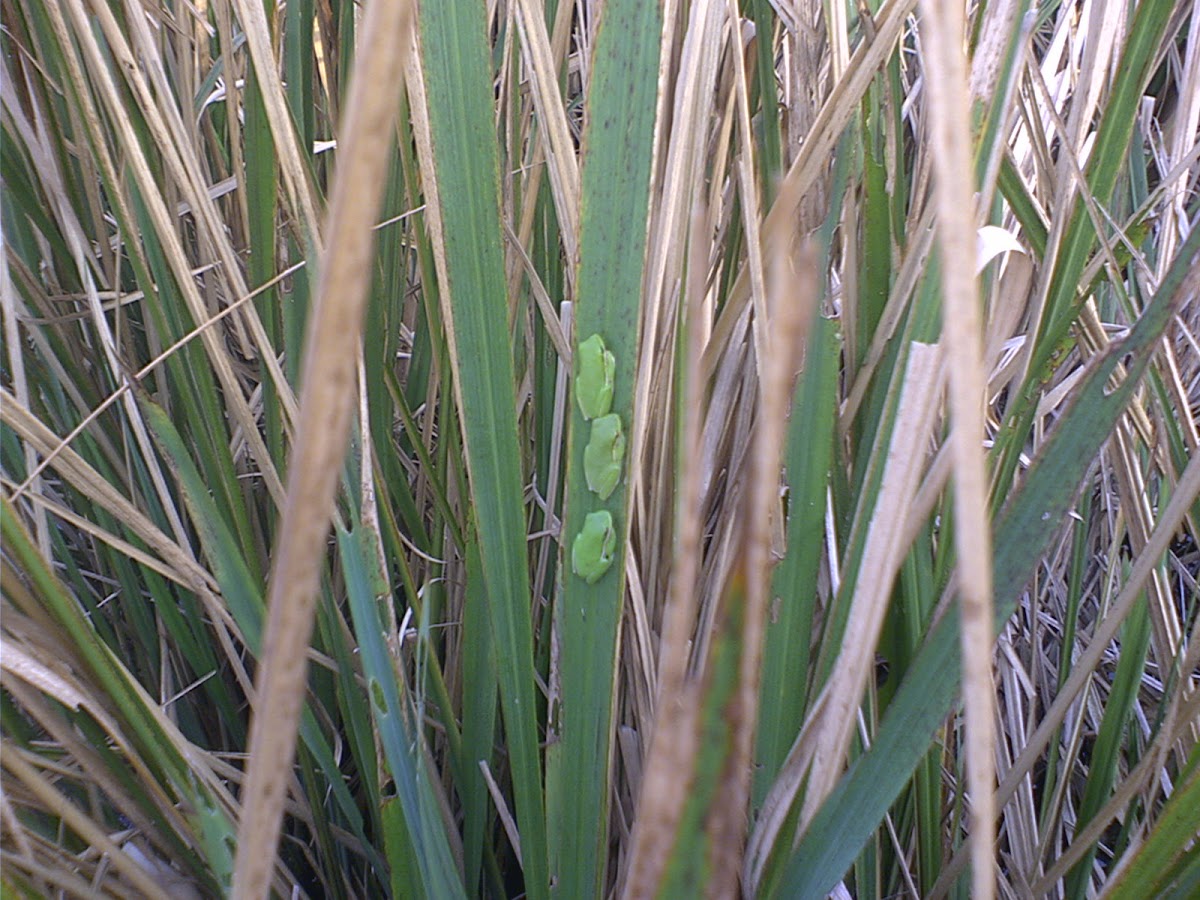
left=2, top=0, right=1198, bottom=897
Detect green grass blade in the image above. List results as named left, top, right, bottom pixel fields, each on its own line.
left=755, top=317, right=840, bottom=805
left=460, top=535, right=498, bottom=894
left=138, top=391, right=381, bottom=870
left=339, top=525, right=466, bottom=898
left=0, top=496, right=230, bottom=894
left=136, top=393, right=263, bottom=646
left=991, top=0, right=1176, bottom=499
left=546, top=1, right=662, bottom=896
left=1064, top=594, right=1151, bottom=900
left=416, top=1, right=550, bottom=894
left=1099, top=741, right=1200, bottom=900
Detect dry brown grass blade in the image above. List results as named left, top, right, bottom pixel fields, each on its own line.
left=638, top=0, right=725, bottom=420
left=87, top=0, right=299, bottom=430
left=619, top=194, right=714, bottom=900
left=513, top=0, right=580, bottom=255
left=705, top=0, right=918, bottom=373
left=1110, top=420, right=1185, bottom=664
left=620, top=90, right=813, bottom=875
left=228, top=0, right=323, bottom=248
left=1035, top=662, right=1200, bottom=894
left=723, top=0, right=768, bottom=386
left=800, top=341, right=944, bottom=821
left=229, top=1, right=415, bottom=895
left=0, top=667, right=199, bottom=889
left=2, top=71, right=177, bottom=555
left=0, top=395, right=222, bottom=602
left=622, top=0, right=724, bottom=673
left=918, top=2, right=996, bottom=898
left=1, top=746, right=174, bottom=900
left=510, top=0, right=578, bottom=312
left=9, top=258, right=305, bottom=507
left=708, top=240, right=818, bottom=898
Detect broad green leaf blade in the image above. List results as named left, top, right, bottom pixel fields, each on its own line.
left=416, top=1, right=549, bottom=895
left=546, top=1, right=662, bottom=897
left=382, top=797, right=425, bottom=900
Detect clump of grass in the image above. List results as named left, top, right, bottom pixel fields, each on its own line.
left=2, top=0, right=1197, bottom=897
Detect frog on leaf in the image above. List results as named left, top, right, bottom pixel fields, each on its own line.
left=571, top=510, right=616, bottom=584
left=583, top=413, right=625, bottom=500
left=575, top=333, right=615, bottom=420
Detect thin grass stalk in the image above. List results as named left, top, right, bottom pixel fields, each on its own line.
left=713, top=241, right=817, bottom=893
left=621, top=197, right=711, bottom=900
left=19, top=0, right=286, bottom=509
left=916, top=1, right=995, bottom=896
left=231, top=2, right=414, bottom=894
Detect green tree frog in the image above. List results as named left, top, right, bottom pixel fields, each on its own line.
left=575, top=333, right=615, bottom=420
left=584, top=413, right=625, bottom=500
left=571, top=509, right=616, bottom=584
